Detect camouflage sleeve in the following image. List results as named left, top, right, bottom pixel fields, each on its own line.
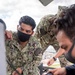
left=5, top=40, right=12, bottom=59
left=33, top=41, right=43, bottom=65
left=25, top=38, right=43, bottom=75
left=35, top=15, right=51, bottom=50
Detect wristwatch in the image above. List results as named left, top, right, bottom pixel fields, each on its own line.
left=53, top=57, right=57, bottom=61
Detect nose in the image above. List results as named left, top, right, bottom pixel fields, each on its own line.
left=64, top=50, right=68, bottom=55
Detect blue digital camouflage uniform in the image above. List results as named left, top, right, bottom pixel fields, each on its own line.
left=6, top=32, right=43, bottom=75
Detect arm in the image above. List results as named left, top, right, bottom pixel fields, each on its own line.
left=53, top=48, right=65, bottom=58
left=23, top=36, right=43, bottom=75
left=47, top=48, right=65, bottom=66
left=33, top=42, right=43, bottom=65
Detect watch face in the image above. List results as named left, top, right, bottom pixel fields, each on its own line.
left=39, top=0, right=53, bottom=6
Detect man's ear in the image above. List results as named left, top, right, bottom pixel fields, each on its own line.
left=17, top=25, right=19, bottom=30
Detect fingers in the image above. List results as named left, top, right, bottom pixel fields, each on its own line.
left=42, top=68, right=60, bottom=75
left=48, top=68, right=57, bottom=73
left=5, top=30, right=12, bottom=40
left=16, top=68, right=22, bottom=74
left=12, top=68, right=23, bottom=75
left=12, top=71, right=18, bottom=75
left=47, top=68, right=66, bottom=75
left=45, top=68, right=59, bottom=75
left=47, top=58, right=54, bottom=66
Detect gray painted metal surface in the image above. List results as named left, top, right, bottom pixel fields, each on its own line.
left=0, top=23, right=6, bottom=75
left=39, top=0, right=53, bottom=6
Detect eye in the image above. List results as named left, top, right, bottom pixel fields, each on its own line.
left=61, top=45, right=68, bottom=50
left=20, top=27, right=24, bottom=31
left=26, top=30, right=31, bottom=33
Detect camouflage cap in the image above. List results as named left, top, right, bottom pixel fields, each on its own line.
left=57, top=5, right=68, bottom=18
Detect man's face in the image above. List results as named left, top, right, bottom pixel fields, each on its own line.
left=18, top=23, right=33, bottom=35
left=56, top=30, right=75, bottom=58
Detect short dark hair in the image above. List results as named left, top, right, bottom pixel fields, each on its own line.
left=0, top=19, right=6, bottom=29
left=19, top=16, right=36, bottom=30
left=55, top=4, right=75, bottom=41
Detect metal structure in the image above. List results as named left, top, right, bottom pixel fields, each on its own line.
left=0, top=23, right=6, bottom=75
left=39, top=0, right=54, bottom=6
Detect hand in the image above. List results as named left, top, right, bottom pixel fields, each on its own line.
left=47, top=58, right=55, bottom=66
left=12, top=68, right=23, bottom=75
left=47, top=67, right=66, bottom=75
left=5, top=30, right=12, bottom=40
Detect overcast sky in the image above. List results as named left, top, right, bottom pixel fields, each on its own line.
left=0, top=0, right=75, bottom=31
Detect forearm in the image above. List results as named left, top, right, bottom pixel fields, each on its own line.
left=65, top=64, right=75, bottom=75
left=54, top=48, right=65, bottom=58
